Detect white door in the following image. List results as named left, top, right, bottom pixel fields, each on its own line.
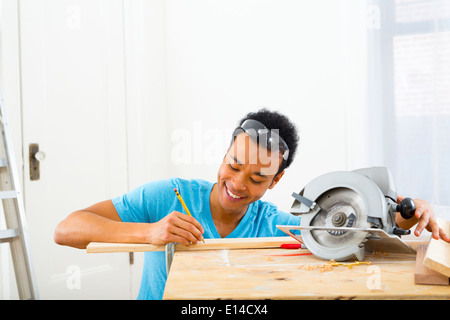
left=19, top=0, right=133, bottom=299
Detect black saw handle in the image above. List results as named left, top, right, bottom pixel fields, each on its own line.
left=396, top=197, right=416, bottom=220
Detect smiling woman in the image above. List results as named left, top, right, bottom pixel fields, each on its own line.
left=207, top=109, right=300, bottom=237
left=210, top=132, right=286, bottom=237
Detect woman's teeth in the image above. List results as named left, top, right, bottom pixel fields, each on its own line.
left=226, top=186, right=243, bottom=199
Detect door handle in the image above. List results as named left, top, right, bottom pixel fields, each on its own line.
left=29, top=143, right=45, bottom=181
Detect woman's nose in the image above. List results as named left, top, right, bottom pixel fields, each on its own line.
left=231, top=173, right=247, bottom=191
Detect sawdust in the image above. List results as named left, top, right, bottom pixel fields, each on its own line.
left=297, top=259, right=372, bottom=272
left=366, top=251, right=389, bottom=257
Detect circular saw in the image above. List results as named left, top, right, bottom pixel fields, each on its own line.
left=277, top=167, right=417, bottom=261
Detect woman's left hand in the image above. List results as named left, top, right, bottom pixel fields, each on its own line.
left=397, top=195, right=450, bottom=243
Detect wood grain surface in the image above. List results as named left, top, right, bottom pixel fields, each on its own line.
left=163, top=241, right=450, bottom=300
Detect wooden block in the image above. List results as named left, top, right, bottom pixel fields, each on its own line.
left=424, top=218, right=450, bottom=278
left=86, top=236, right=299, bottom=253
left=415, top=244, right=449, bottom=286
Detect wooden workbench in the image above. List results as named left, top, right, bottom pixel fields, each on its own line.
left=163, top=241, right=450, bottom=300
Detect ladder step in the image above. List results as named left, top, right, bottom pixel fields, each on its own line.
left=0, top=228, right=20, bottom=242
left=0, top=158, right=7, bottom=167
left=0, top=190, right=18, bottom=199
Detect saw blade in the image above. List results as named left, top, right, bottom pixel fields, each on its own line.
left=309, top=187, right=371, bottom=249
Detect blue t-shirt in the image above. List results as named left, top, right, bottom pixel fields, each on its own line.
left=112, top=177, right=301, bottom=300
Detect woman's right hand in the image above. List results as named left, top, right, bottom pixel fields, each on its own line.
left=147, top=211, right=205, bottom=246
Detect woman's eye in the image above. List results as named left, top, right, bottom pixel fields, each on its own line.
left=228, top=164, right=263, bottom=184
left=250, top=178, right=262, bottom=184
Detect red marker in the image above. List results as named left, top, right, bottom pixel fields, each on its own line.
left=280, top=243, right=303, bottom=249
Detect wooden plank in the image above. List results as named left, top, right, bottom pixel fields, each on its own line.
left=86, top=242, right=163, bottom=253
left=86, top=236, right=300, bottom=253
left=424, top=218, right=450, bottom=278
left=415, top=244, right=449, bottom=285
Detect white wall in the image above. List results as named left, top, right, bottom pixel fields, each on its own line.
left=123, top=0, right=170, bottom=190
left=164, top=0, right=369, bottom=212
left=0, top=0, right=371, bottom=215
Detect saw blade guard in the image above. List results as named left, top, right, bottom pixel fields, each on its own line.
left=290, top=171, right=388, bottom=261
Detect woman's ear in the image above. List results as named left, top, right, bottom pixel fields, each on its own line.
left=268, top=170, right=285, bottom=189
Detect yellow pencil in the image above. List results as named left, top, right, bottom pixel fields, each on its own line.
left=174, top=188, right=205, bottom=243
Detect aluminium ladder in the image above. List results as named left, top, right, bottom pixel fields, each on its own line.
left=0, top=89, right=38, bottom=299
